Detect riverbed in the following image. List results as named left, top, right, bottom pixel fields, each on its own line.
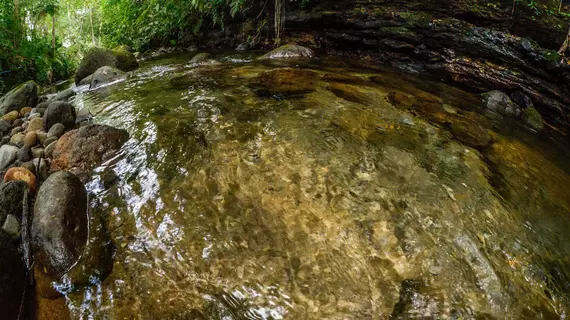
left=63, top=52, right=570, bottom=319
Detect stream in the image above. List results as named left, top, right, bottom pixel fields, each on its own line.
left=61, top=52, right=570, bottom=319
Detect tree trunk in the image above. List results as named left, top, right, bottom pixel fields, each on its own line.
left=90, top=8, right=96, bottom=45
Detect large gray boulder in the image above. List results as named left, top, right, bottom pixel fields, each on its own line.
left=258, top=44, right=315, bottom=60
left=0, top=81, right=38, bottom=116
left=43, top=101, right=76, bottom=131
left=90, top=66, right=126, bottom=89
left=32, top=171, right=88, bottom=278
left=75, top=47, right=138, bottom=85
left=482, top=90, right=521, bottom=116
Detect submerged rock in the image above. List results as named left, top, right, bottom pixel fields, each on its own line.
left=43, top=102, right=76, bottom=131
left=75, top=47, right=138, bottom=84
left=521, top=107, right=544, bottom=131
left=258, top=44, right=314, bottom=60
left=327, top=83, right=369, bottom=104
left=53, top=88, right=76, bottom=102
left=190, top=53, right=213, bottom=64
left=0, top=81, right=38, bottom=116
left=249, top=68, right=318, bottom=96
left=482, top=90, right=521, bottom=116
left=32, top=171, right=88, bottom=278
left=51, top=124, right=129, bottom=180
left=90, top=66, right=126, bottom=89
left=448, top=117, right=491, bottom=148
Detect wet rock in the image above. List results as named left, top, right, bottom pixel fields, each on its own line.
left=76, top=108, right=93, bottom=124
left=32, top=171, right=88, bottom=278
left=75, top=47, right=138, bottom=84
left=51, top=124, right=129, bottom=180
left=43, top=136, right=57, bottom=148
left=4, top=167, right=37, bottom=191
left=321, top=73, right=367, bottom=85
left=53, top=88, right=76, bottom=102
left=44, top=141, right=56, bottom=158
left=2, top=214, right=20, bottom=236
left=43, top=101, right=76, bottom=131
left=0, top=180, right=27, bottom=220
left=10, top=133, right=25, bottom=147
left=2, top=110, right=20, bottom=123
left=0, top=239, right=26, bottom=319
left=391, top=279, right=444, bottom=318
left=0, top=80, right=38, bottom=116
left=521, top=107, right=544, bottom=131
left=482, top=90, right=521, bottom=116
left=327, top=83, right=368, bottom=104
left=24, top=131, right=37, bottom=148
left=102, top=169, right=119, bottom=189
left=0, top=145, right=19, bottom=170
left=0, top=119, right=9, bottom=135
left=19, top=107, right=32, bottom=117
left=90, top=66, right=126, bottom=89
left=190, top=53, right=213, bottom=64
left=258, top=44, right=314, bottom=60
left=47, top=123, right=66, bottom=139
left=250, top=68, right=318, bottom=96
left=78, top=74, right=94, bottom=86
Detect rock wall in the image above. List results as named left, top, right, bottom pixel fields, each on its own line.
left=204, top=0, right=570, bottom=129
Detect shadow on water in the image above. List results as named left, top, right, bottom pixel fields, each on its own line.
left=60, top=52, right=570, bottom=319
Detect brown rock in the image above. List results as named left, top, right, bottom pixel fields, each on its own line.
left=2, top=111, right=19, bottom=124
left=249, top=68, right=318, bottom=96
left=27, top=118, right=44, bottom=132
left=51, top=124, right=129, bottom=180
left=23, top=131, right=37, bottom=148
left=19, top=107, right=32, bottom=116
left=3, top=167, right=37, bottom=191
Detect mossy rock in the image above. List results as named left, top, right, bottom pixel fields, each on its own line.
left=75, top=47, right=138, bottom=84
left=0, top=81, right=38, bottom=116
left=521, top=107, right=544, bottom=131
left=258, top=44, right=314, bottom=60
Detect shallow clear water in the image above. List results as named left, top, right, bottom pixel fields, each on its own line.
left=63, top=53, right=570, bottom=319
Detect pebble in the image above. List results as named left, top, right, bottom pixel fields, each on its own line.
left=44, top=141, right=56, bottom=158
left=47, top=123, right=65, bottom=139
left=2, top=214, right=20, bottom=236
left=27, top=118, right=43, bottom=132
left=4, top=167, right=37, bottom=191
left=31, top=147, right=44, bottom=159
left=24, top=131, right=38, bottom=148
left=43, top=136, right=57, bottom=148
left=10, top=133, right=25, bottom=147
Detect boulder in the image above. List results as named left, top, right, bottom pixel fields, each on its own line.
left=482, top=91, right=521, bottom=116
left=258, top=44, right=314, bottom=60
left=74, top=47, right=138, bottom=84
left=23, top=131, right=37, bottom=148
left=190, top=53, right=213, bottom=64
left=26, top=118, right=43, bottom=133
left=249, top=68, right=318, bottom=96
left=2, top=110, right=19, bottom=123
left=43, top=102, right=76, bottom=131
left=0, top=145, right=19, bottom=170
left=53, top=88, right=76, bottom=102
left=4, top=167, right=37, bottom=191
left=521, top=107, right=544, bottom=131
left=78, top=74, right=94, bottom=86
left=89, top=66, right=126, bottom=89
left=32, top=171, right=88, bottom=278
left=0, top=81, right=38, bottom=116
left=51, top=124, right=129, bottom=180
left=10, top=133, right=25, bottom=147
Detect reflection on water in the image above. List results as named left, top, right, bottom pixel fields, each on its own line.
left=65, top=53, right=570, bottom=319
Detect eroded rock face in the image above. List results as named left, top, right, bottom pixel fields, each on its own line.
left=258, top=44, right=314, bottom=60
left=0, top=81, right=38, bottom=116
left=32, top=171, right=88, bottom=278
left=90, top=66, right=126, bottom=89
left=51, top=124, right=129, bottom=180
left=249, top=68, right=318, bottom=96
